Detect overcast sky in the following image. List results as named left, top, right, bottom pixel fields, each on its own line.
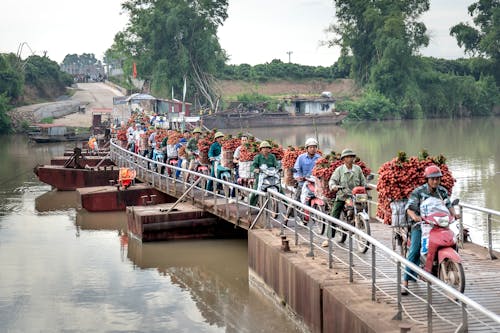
left=0, top=0, right=474, bottom=66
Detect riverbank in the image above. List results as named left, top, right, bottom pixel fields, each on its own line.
left=9, top=82, right=124, bottom=132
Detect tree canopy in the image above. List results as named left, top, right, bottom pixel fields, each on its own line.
left=450, top=0, right=500, bottom=84
left=106, top=0, right=228, bottom=110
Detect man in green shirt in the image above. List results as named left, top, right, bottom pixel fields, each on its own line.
left=206, top=131, right=224, bottom=192
left=185, top=128, right=202, bottom=173
left=323, top=148, right=366, bottom=246
left=249, top=141, right=279, bottom=206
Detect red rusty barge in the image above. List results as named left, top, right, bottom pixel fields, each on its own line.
left=34, top=165, right=119, bottom=191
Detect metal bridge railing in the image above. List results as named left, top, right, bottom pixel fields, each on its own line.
left=109, top=141, right=500, bottom=332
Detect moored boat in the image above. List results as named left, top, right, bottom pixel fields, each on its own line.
left=201, top=110, right=348, bottom=129
left=29, top=124, right=91, bottom=143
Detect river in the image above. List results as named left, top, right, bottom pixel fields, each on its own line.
left=0, top=117, right=498, bottom=332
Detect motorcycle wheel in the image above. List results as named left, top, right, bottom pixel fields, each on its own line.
left=392, top=229, right=407, bottom=257
left=311, top=203, right=326, bottom=235
left=438, top=259, right=465, bottom=293
left=222, top=174, right=232, bottom=198
left=354, top=213, right=371, bottom=253
left=391, top=229, right=398, bottom=251
left=270, top=198, right=279, bottom=219
left=198, top=169, right=209, bottom=191
left=334, top=210, right=348, bottom=243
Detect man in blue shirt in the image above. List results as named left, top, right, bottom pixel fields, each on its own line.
left=284, top=138, right=321, bottom=220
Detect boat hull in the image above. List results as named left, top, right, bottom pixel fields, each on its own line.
left=33, top=165, right=120, bottom=191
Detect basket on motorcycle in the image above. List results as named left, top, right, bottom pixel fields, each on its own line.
left=390, top=199, right=410, bottom=227
left=352, top=186, right=367, bottom=202
left=166, top=144, right=178, bottom=158
left=355, top=193, right=368, bottom=202
left=283, top=168, right=297, bottom=187
left=221, top=149, right=235, bottom=169
left=238, top=161, right=253, bottom=179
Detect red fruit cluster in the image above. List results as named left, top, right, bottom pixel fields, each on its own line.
left=376, top=152, right=455, bottom=225
left=282, top=147, right=305, bottom=168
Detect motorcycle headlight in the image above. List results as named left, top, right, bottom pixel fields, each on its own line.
left=436, top=216, right=449, bottom=227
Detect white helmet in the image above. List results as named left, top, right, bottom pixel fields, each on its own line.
left=305, top=138, right=318, bottom=148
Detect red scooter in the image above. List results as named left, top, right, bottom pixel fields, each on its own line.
left=419, top=198, right=465, bottom=293
left=302, top=176, right=328, bottom=235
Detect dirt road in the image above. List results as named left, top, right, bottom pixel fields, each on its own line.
left=52, top=82, right=124, bottom=127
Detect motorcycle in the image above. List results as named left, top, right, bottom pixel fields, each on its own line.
left=256, top=164, right=281, bottom=218
left=418, top=197, right=465, bottom=293
left=301, top=176, right=328, bottom=235
left=187, top=151, right=210, bottom=189
left=214, top=156, right=233, bottom=197
left=333, top=184, right=372, bottom=253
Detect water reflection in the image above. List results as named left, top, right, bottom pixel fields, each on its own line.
left=127, top=239, right=302, bottom=333
left=76, top=210, right=127, bottom=231
left=35, top=189, right=80, bottom=212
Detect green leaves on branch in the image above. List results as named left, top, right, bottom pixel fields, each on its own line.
left=107, top=0, right=229, bottom=109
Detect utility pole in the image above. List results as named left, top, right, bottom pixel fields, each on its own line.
left=286, top=51, right=293, bottom=63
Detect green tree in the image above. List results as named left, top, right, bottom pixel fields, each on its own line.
left=326, top=0, right=429, bottom=89
left=450, top=0, right=500, bottom=84
left=107, top=0, right=228, bottom=110
left=0, top=53, right=24, bottom=102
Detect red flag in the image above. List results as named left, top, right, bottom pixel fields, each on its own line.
left=132, top=62, right=137, bottom=78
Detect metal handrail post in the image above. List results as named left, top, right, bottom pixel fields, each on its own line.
left=460, top=302, right=468, bottom=332
left=395, top=262, right=402, bottom=320
left=487, top=213, right=497, bottom=259
left=293, top=205, right=298, bottom=246
left=266, top=192, right=272, bottom=229
left=427, top=282, right=433, bottom=333
left=371, top=243, right=376, bottom=301
left=328, top=223, right=333, bottom=269
left=349, top=230, right=353, bottom=282
left=458, top=205, right=464, bottom=249
left=306, top=216, right=314, bottom=257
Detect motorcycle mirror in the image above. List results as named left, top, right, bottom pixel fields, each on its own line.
left=452, top=198, right=460, bottom=206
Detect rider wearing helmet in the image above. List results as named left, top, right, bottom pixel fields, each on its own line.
left=206, top=131, right=225, bottom=191
left=249, top=141, right=280, bottom=206
left=401, top=164, right=459, bottom=295
left=186, top=127, right=203, bottom=173
left=324, top=148, right=367, bottom=247
left=284, top=138, right=321, bottom=220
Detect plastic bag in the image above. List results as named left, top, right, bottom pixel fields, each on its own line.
left=390, top=199, right=409, bottom=227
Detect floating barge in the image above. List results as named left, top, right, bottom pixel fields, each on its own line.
left=29, top=124, right=90, bottom=143
left=77, top=184, right=175, bottom=212
left=50, top=156, right=114, bottom=167
left=127, top=202, right=246, bottom=242
left=33, top=165, right=120, bottom=191
left=201, top=110, right=348, bottom=129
